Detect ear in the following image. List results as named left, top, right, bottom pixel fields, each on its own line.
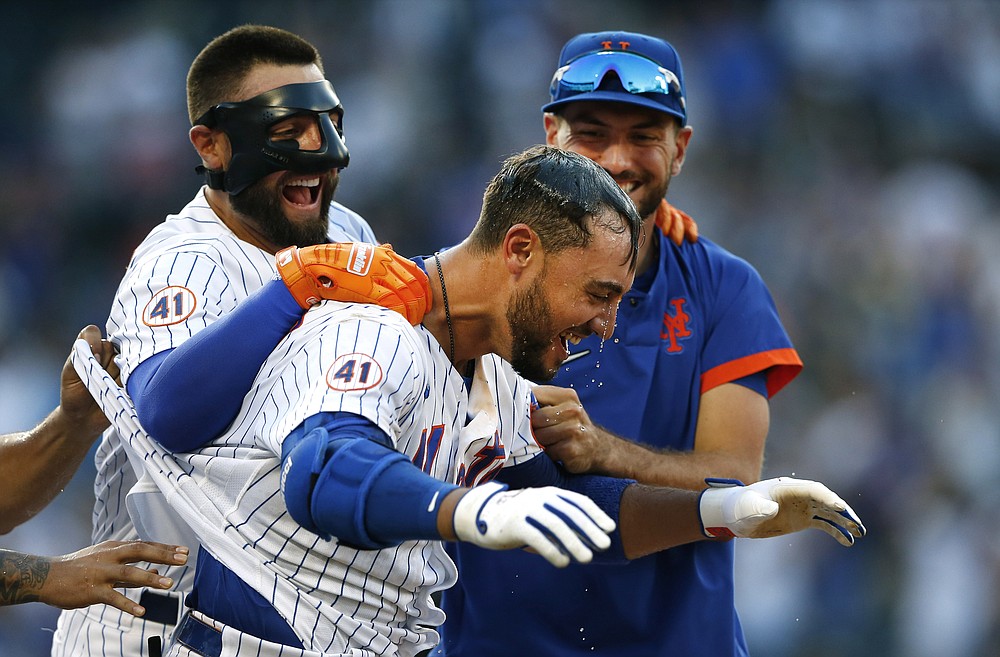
left=189, top=125, right=230, bottom=171
left=670, top=125, right=694, bottom=177
left=543, top=113, right=561, bottom=146
left=502, top=223, right=542, bottom=279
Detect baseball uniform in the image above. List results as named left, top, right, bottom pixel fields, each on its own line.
left=438, top=223, right=802, bottom=656
left=51, top=187, right=377, bottom=657
left=70, top=293, right=547, bottom=656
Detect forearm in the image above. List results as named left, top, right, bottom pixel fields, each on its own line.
left=0, top=549, right=48, bottom=605
left=0, top=409, right=97, bottom=533
left=594, top=435, right=762, bottom=491
left=617, top=483, right=710, bottom=560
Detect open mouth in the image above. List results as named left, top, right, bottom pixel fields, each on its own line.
left=557, top=330, right=588, bottom=357
left=282, top=177, right=321, bottom=207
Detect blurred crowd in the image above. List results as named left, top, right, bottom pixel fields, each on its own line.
left=1, top=1, right=998, bottom=655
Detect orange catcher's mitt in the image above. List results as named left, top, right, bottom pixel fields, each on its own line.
left=276, top=243, right=431, bottom=325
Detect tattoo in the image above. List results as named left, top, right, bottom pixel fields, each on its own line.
left=0, top=550, right=50, bottom=605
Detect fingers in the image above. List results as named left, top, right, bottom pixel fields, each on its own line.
left=810, top=503, right=866, bottom=546
left=523, top=493, right=615, bottom=567
left=104, top=589, right=150, bottom=617
left=78, top=325, right=104, bottom=350
left=520, top=518, right=574, bottom=567
left=809, top=516, right=856, bottom=547
left=531, top=385, right=580, bottom=408
left=112, top=564, right=176, bottom=590
left=114, top=541, right=190, bottom=567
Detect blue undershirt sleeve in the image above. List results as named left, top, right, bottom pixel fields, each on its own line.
left=496, top=454, right=633, bottom=563
left=127, top=278, right=304, bottom=452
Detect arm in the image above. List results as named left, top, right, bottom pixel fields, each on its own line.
left=280, top=412, right=615, bottom=568
left=0, top=326, right=117, bottom=533
left=531, top=381, right=768, bottom=490
left=498, top=446, right=864, bottom=561
left=130, top=244, right=430, bottom=452
left=0, top=541, right=188, bottom=615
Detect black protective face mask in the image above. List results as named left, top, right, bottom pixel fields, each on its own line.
left=194, top=80, right=350, bottom=195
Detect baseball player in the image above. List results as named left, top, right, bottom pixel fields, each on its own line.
left=52, top=25, right=426, bottom=657
left=438, top=31, right=807, bottom=656
left=74, top=145, right=864, bottom=657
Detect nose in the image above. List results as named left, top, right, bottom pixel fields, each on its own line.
left=298, top=119, right=323, bottom=151
left=595, top=139, right=631, bottom=175
left=588, top=302, right=620, bottom=340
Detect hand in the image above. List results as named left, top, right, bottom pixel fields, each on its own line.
left=656, top=201, right=699, bottom=246
left=60, top=325, right=119, bottom=436
left=276, top=242, right=431, bottom=325
left=698, top=477, right=866, bottom=546
left=452, top=481, right=615, bottom=568
left=22, top=541, right=188, bottom=615
left=530, top=385, right=606, bottom=474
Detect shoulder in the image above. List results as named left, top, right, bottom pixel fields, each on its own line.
left=670, top=233, right=769, bottom=290
left=327, top=201, right=377, bottom=244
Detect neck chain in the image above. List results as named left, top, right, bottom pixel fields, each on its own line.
left=433, top=254, right=456, bottom=363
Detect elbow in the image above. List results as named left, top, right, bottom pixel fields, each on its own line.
left=134, top=390, right=210, bottom=453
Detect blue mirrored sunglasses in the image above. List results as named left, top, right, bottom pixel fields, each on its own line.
left=550, top=50, right=682, bottom=98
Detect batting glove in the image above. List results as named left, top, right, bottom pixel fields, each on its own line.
left=698, top=477, right=866, bottom=547
left=452, top=481, right=616, bottom=568
left=276, top=243, right=431, bottom=325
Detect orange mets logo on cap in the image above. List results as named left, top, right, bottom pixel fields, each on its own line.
left=601, top=40, right=631, bottom=50
left=143, top=286, right=197, bottom=327
left=348, top=243, right=374, bottom=276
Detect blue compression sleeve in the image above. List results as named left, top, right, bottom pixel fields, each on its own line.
left=497, top=454, right=633, bottom=563
left=281, top=412, right=458, bottom=549
left=127, top=279, right=304, bottom=452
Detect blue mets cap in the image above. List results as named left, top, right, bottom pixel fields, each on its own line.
left=542, top=31, right=687, bottom=125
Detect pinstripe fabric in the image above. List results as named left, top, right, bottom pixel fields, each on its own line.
left=52, top=188, right=376, bottom=657
left=69, top=295, right=543, bottom=656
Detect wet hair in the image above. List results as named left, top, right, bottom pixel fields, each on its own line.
left=469, top=145, right=642, bottom=270
left=187, top=25, right=323, bottom=124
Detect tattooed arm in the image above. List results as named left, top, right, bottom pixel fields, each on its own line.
left=0, top=541, right=188, bottom=615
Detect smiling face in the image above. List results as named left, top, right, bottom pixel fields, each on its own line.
left=545, top=101, right=691, bottom=220
left=505, top=217, right=634, bottom=382
left=197, top=62, right=342, bottom=250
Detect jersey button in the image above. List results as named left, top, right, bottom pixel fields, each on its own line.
left=629, top=297, right=638, bottom=306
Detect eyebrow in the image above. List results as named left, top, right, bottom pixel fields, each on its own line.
left=589, top=279, right=626, bottom=297
left=569, top=112, right=667, bottom=132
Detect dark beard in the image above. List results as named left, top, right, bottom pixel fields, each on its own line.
left=229, top=172, right=337, bottom=248
left=506, top=277, right=558, bottom=383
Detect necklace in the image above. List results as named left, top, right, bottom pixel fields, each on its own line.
left=433, top=254, right=456, bottom=363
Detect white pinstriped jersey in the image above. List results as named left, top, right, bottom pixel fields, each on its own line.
left=52, top=187, right=377, bottom=657
left=70, top=300, right=543, bottom=656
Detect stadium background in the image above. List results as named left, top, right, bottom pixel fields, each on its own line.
left=2, top=1, right=999, bottom=655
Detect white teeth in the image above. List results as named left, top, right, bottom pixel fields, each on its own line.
left=618, top=182, right=637, bottom=193
left=287, top=178, right=320, bottom=187
left=560, top=332, right=583, bottom=345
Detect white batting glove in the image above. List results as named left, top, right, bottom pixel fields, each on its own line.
left=699, top=477, right=867, bottom=547
left=452, top=481, right=616, bottom=568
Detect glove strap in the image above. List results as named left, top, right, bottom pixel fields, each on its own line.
left=698, top=477, right=745, bottom=539
left=276, top=246, right=318, bottom=308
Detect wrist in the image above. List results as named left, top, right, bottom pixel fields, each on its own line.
left=438, top=488, right=469, bottom=541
